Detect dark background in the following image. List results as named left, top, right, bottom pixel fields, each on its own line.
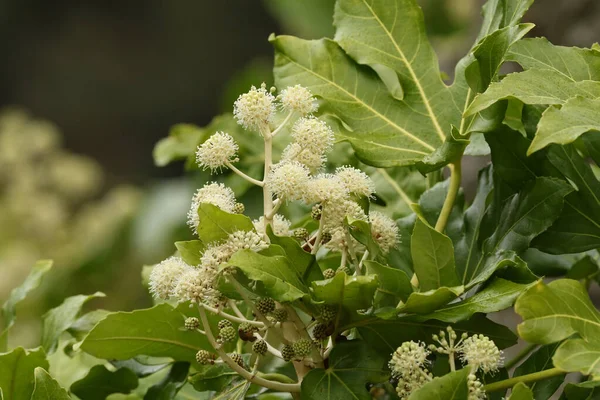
left=0, top=0, right=598, bottom=185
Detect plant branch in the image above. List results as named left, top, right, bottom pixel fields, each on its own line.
left=262, top=126, right=274, bottom=236
left=271, top=111, right=294, bottom=137
left=225, top=162, right=264, bottom=187
left=202, top=303, right=263, bottom=327
left=483, top=367, right=565, bottom=393
left=198, top=305, right=301, bottom=393
left=435, top=161, right=462, bottom=233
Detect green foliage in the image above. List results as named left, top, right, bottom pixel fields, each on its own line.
left=513, top=344, right=563, bottom=400
left=0, top=347, right=49, bottom=400
left=507, top=383, right=534, bottom=400
left=407, top=367, right=470, bottom=399
left=70, top=365, right=138, bottom=400
left=30, top=368, right=71, bottom=400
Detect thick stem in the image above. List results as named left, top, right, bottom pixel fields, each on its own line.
left=197, top=305, right=301, bottom=393
left=483, top=368, right=565, bottom=393
left=271, top=111, right=293, bottom=137
left=448, top=352, right=456, bottom=372
left=504, top=343, right=539, bottom=370
left=262, top=127, right=274, bottom=235
left=225, top=162, right=264, bottom=187
left=435, top=161, right=462, bottom=233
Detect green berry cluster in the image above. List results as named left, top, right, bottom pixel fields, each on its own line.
left=319, top=305, right=337, bottom=323
left=196, top=350, right=215, bottom=365
left=184, top=317, right=199, bottom=330
left=292, top=339, right=313, bottom=358
left=272, top=308, right=288, bottom=322
left=218, top=319, right=233, bottom=330
left=322, top=268, right=335, bottom=279
left=219, top=326, right=237, bottom=343
left=294, top=227, right=309, bottom=240
left=256, top=298, right=276, bottom=314
left=311, top=204, right=322, bottom=220
left=229, top=353, right=245, bottom=368
left=232, top=203, right=245, bottom=214
left=252, top=340, right=268, bottom=356
left=281, top=344, right=295, bottom=362
left=312, top=322, right=331, bottom=340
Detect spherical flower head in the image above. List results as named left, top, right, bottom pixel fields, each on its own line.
left=187, top=182, right=236, bottom=233
left=389, top=341, right=430, bottom=378
left=149, top=256, right=191, bottom=300
left=200, top=244, right=231, bottom=270
left=233, top=83, right=275, bottom=131
left=369, top=211, right=400, bottom=253
left=279, top=85, right=318, bottom=115
left=459, top=334, right=503, bottom=374
left=225, top=230, right=268, bottom=254
left=291, top=116, right=334, bottom=155
left=253, top=214, right=292, bottom=237
left=467, top=374, right=486, bottom=400
left=265, top=161, right=310, bottom=201
left=323, top=227, right=361, bottom=252
left=335, top=166, right=375, bottom=198
left=281, top=143, right=324, bottom=172
left=172, top=266, right=220, bottom=304
left=195, top=132, right=238, bottom=171
left=304, top=174, right=349, bottom=204
left=322, top=199, right=367, bottom=232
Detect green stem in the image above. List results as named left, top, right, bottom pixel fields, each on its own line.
left=504, top=343, right=538, bottom=370
left=435, top=161, right=462, bottom=233
left=257, top=372, right=297, bottom=384
left=483, top=367, right=565, bottom=393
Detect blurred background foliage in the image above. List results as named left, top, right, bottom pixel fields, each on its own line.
left=1, top=0, right=599, bottom=349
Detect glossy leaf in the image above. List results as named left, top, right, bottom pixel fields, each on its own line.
left=412, top=278, right=533, bottom=323
left=267, top=227, right=322, bottom=283
left=466, top=69, right=600, bottom=116
left=1, top=260, right=52, bottom=350
left=301, top=341, right=388, bottom=400
left=219, top=250, right=308, bottom=303
left=189, top=364, right=239, bottom=393
left=508, top=38, right=600, bottom=81
left=175, top=240, right=205, bottom=266
left=364, top=260, right=412, bottom=308
left=411, top=218, right=460, bottom=291
left=513, top=344, right=563, bottom=400
left=81, top=303, right=210, bottom=363
left=397, top=286, right=463, bottom=315
left=0, top=347, right=48, bottom=400
left=515, top=279, right=600, bottom=344
left=196, top=203, right=255, bottom=244
left=30, top=368, right=71, bottom=400
left=42, top=292, right=105, bottom=354
left=70, top=365, right=138, bottom=400
left=508, top=383, right=534, bottom=400
left=534, top=144, right=600, bottom=253
left=408, top=367, right=470, bottom=400
left=529, top=97, right=600, bottom=154
left=354, top=315, right=517, bottom=357
left=555, top=339, right=600, bottom=376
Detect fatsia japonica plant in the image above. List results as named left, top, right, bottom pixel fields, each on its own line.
left=3, top=0, right=600, bottom=399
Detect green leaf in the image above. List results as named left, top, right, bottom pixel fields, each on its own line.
left=271, top=34, right=445, bottom=168
left=412, top=278, right=533, bottom=323
left=110, top=359, right=168, bottom=378
left=507, top=383, right=534, bottom=400
left=515, top=279, right=600, bottom=344
left=534, top=144, right=600, bottom=254
left=0, top=347, right=49, bottom=400
left=300, top=341, right=388, bottom=400
left=311, top=272, right=378, bottom=328
left=466, top=69, right=600, bottom=116
left=354, top=315, right=517, bottom=357
left=144, top=362, right=189, bottom=400
left=196, top=203, right=255, bottom=244
left=346, top=217, right=380, bottom=257
left=553, top=339, right=600, bottom=376
left=81, top=303, right=210, bottom=363
left=529, top=97, right=600, bottom=154
left=1, top=260, right=52, bottom=350
left=513, top=344, right=563, bottom=400
left=397, top=286, right=464, bottom=315
left=42, top=292, right=105, bottom=354
left=219, top=250, right=308, bottom=303
left=189, top=364, right=238, bottom=393
left=564, top=380, right=600, bottom=400
left=364, top=260, right=412, bottom=308
left=267, top=227, right=322, bottom=283
left=70, top=365, right=138, bottom=400
left=476, top=0, right=534, bottom=41
left=411, top=218, right=460, bottom=291
left=210, top=380, right=251, bottom=400
left=507, top=38, right=600, bottom=81
left=30, top=368, right=71, bottom=400
left=68, top=309, right=111, bottom=342
left=408, top=367, right=470, bottom=399
left=175, top=240, right=205, bottom=266
left=153, top=124, right=205, bottom=167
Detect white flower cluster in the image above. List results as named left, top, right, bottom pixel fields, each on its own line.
left=187, top=183, right=237, bottom=233
left=253, top=214, right=292, bottom=237
left=195, top=132, right=238, bottom=171
left=148, top=229, right=267, bottom=305
left=281, top=117, right=334, bottom=171
left=459, top=334, right=504, bottom=374
left=233, top=83, right=276, bottom=131
left=389, top=341, right=432, bottom=399
left=279, top=85, right=318, bottom=115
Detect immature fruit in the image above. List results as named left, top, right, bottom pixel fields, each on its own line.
left=322, top=268, right=335, bottom=279
left=312, top=323, right=329, bottom=340
left=256, top=298, right=276, bottom=314
left=311, top=204, right=322, bottom=220
left=272, top=308, right=288, bottom=322
left=219, top=326, right=237, bottom=343
left=336, top=266, right=351, bottom=275
left=319, top=305, right=337, bottom=323
left=281, top=344, right=295, bottom=362
left=238, top=322, right=257, bottom=342
left=252, top=340, right=268, bottom=356
left=232, top=203, right=245, bottom=214
left=218, top=319, right=233, bottom=330
left=293, top=339, right=313, bottom=358
left=196, top=350, right=215, bottom=365
left=294, top=227, right=309, bottom=240
left=184, top=317, right=199, bottom=330
left=321, top=232, right=332, bottom=244
left=229, top=352, right=245, bottom=368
